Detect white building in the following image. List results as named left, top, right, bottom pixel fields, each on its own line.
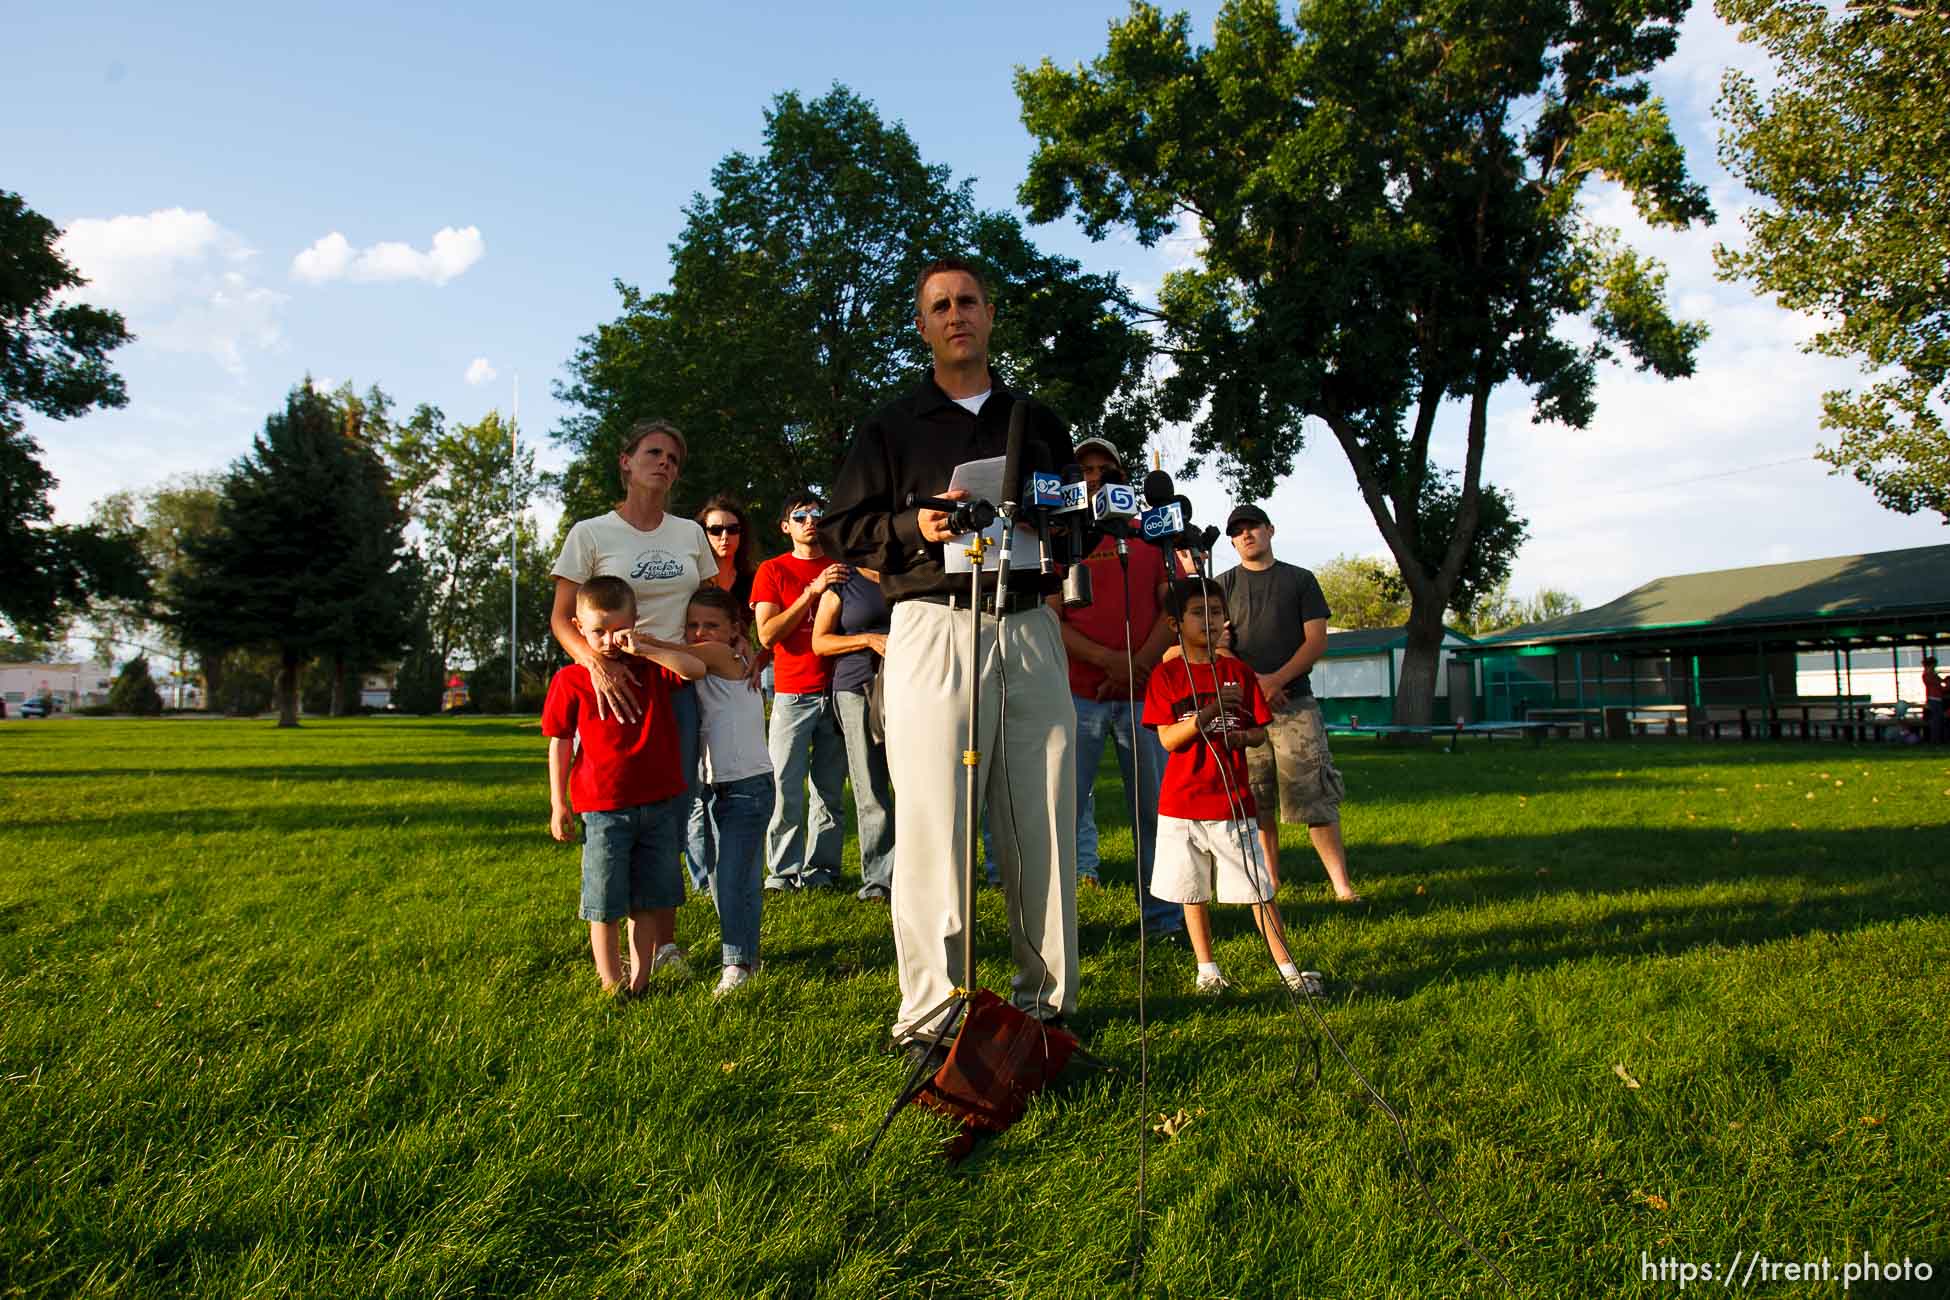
left=1, top=661, right=116, bottom=713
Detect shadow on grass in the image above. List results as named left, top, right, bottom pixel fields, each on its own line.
left=1081, top=824, right=1945, bottom=1017
left=6, top=798, right=539, bottom=837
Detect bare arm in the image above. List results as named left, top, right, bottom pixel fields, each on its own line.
left=1262, top=616, right=1329, bottom=705
left=547, top=737, right=575, bottom=841
left=756, top=564, right=850, bottom=648
left=631, top=638, right=706, bottom=682
left=1155, top=682, right=1244, bottom=752
left=550, top=577, right=641, bottom=723
left=687, top=639, right=750, bottom=681
left=811, top=589, right=887, bottom=658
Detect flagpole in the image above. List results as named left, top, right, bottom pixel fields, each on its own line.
left=510, top=372, right=520, bottom=712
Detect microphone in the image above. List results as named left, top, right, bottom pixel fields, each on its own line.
left=1138, top=499, right=1186, bottom=543
left=995, top=401, right=1031, bottom=614
left=1092, top=482, right=1139, bottom=525
left=1141, top=468, right=1174, bottom=509
left=1092, top=482, right=1138, bottom=567
left=1000, top=402, right=1029, bottom=524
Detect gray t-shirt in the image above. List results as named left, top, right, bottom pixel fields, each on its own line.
left=1218, top=561, right=1331, bottom=697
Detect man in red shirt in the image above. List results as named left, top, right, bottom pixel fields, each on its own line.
left=752, top=490, right=852, bottom=890
left=1059, top=436, right=1183, bottom=938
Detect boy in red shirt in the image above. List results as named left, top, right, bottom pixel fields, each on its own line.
left=750, top=489, right=851, bottom=890
left=1144, top=580, right=1318, bottom=995
left=544, top=575, right=706, bottom=997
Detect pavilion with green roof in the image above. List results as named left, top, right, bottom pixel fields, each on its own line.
left=1452, top=544, right=1950, bottom=736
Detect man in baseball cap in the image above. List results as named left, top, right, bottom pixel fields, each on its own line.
left=1055, top=437, right=1183, bottom=938
left=1214, top=501, right=1361, bottom=907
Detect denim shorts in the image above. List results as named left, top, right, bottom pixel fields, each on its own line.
left=579, top=800, right=685, bottom=921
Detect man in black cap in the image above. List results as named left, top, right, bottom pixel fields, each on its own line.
left=1213, top=503, right=1361, bottom=903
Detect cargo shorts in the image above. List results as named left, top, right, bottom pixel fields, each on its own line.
left=1247, top=694, right=1345, bottom=826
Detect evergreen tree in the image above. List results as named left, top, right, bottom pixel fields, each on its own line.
left=176, top=382, right=413, bottom=727
left=107, top=656, right=164, bottom=716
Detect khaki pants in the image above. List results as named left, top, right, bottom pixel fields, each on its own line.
left=883, top=600, right=1078, bottom=1036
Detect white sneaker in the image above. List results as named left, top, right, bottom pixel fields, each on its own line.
left=650, top=943, right=690, bottom=978
left=1286, top=969, right=1327, bottom=997
left=714, top=965, right=751, bottom=999
left=1194, top=970, right=1231, bottom=995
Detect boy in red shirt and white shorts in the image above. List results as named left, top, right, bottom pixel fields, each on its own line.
left=544, top=575, right=706, bottom=997
left=1144, top=580, right=1320, bottom=996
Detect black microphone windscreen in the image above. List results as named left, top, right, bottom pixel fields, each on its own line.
left=1142, top=468, right=1174, bottom=508
left=1061, top=463, right=1084, bottom=484
left=1002, top=402, right=1029, bottom=511
left=1172, top=493, right=1195, bottom=524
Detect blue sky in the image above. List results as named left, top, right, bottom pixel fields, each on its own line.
left=10, top=0, right=1941, bottom=616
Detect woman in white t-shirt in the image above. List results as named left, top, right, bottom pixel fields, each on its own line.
left=550, top=419, right=717, bottom=715
left=550, top=420, right=719, bottom=900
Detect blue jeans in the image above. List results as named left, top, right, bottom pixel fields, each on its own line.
left=1073, top=693, right=1181, bottom=935
left=704, top=773, right=769, bottom=966
left=579, top=800, right=684, bottom=921
left=833, top=687, right=895, bottom=894
left=764, top=691, right=847, bottom=886
left=671, top=682, right=707, bottom=892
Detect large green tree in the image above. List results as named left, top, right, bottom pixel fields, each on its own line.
left=1, top=189, right=148, bottom=637
left=1018, top=0, right=1710, bottom=722
left=1716, top=0, right=1950, bottom=521
left=175, top=382, right=413, bottom=726
left=1315, top=553, right=1411, bottom=629
left=554, top=84, right=1156, bottom=527
left=88, top=473, right=225, bottom=701
left=383, top=406, right=544, bottom=674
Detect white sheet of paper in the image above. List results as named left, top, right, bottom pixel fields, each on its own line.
left=942, top=454, right=1040, bottom=573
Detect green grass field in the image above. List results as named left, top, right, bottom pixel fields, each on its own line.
left=2, top=718, right=1946, bottom=1298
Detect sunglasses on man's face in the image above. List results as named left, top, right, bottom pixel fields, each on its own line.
left=790, top=509, right=823, bottom=524
left=704, top=523, right=743, bottom=537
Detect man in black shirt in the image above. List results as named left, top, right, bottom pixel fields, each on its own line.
left=821, top=258, right=1080, bottom=1045
left=1216, top=504, right=1361, bottom=903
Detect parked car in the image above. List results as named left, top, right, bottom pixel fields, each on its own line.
left=19, top=698, right=51, bottom=718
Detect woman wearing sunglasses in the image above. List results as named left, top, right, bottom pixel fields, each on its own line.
left=696, top=494, right=760, bottom=612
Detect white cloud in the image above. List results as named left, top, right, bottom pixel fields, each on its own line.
left=291, top=225, right=486, bottom=286
left=55, top=208, right=284, bottom=376
left=464, top=357, right=497, bottom=386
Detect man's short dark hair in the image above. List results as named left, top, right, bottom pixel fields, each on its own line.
left=577, top=575, right=637, bottom=617
left=914, top=257, right=991, bottom=316
left=780, top=489, right=825, bottom=522
left=1165, top=578, right=1228, bottom=621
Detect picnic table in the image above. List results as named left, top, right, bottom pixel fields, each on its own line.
left=1329, top=719, right=1557, bottom=752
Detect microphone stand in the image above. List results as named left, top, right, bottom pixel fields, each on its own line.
left=861, top=478, right=1091, bottom=1164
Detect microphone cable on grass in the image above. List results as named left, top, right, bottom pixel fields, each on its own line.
left=1173, top=565, right=1513, bottom=1292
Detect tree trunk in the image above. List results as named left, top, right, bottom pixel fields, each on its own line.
left=1394, top=594, right=1449, bottom=726
left=277, top=651, right=302, bottom=728
left=329, top=654, right=347, bottom=716
left=199, top=649, right=225, bottom=714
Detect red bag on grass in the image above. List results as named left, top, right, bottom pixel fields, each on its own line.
left=913, top=989, right=1079, bottom=1161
